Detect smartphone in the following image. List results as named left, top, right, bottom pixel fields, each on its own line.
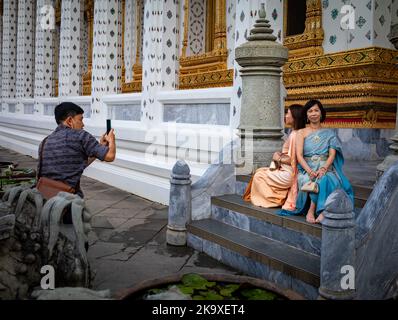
left=106, top=119, right=112, bottom=134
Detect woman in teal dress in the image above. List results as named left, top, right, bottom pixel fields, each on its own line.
left=279, top=100, right=354, bottom=224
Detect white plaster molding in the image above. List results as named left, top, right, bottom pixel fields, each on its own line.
left=157, top=87, right=233, bottom=105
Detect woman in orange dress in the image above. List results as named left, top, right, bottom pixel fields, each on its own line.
left=243, top=104, right=305, bottom=210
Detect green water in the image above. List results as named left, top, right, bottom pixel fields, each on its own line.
left=141, top=274, right=285, bottom=300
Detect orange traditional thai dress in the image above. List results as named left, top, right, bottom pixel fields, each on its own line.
left=243, top=131, right=298, bottom=210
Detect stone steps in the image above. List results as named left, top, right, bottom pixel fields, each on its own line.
left=211, top=194, right=321, bottom=255
left=187, top=219, right=320, bottom=299
left=236, top=175, right=372, bottom=209
left=186, top=173, right=373, bottom=299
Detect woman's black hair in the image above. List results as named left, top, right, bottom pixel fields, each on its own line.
left=303, top=99, right=326, bottom=123
left=288, top=104, right=306, bottom=130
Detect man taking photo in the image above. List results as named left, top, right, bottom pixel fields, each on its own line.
left=37, top=102, right=116, bottom=200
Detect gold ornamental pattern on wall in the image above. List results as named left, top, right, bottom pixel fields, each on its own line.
left=82, top=0, right=94, bottom=96
left=283, top=47, right=398, bottom=129
left=179, top=0, right=233, bottom=90
left=283, top=0, right=324, bottom=59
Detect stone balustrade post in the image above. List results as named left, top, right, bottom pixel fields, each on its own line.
left=167, top=160, right=192, bottom=246
left=319, top=189, right=356, bottom=300
left=376, top=22, right=398, bottom=179
left=235, top=3, right=288, bottom=174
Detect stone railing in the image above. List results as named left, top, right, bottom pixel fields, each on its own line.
left=320, top=162, right=398, bottom=300
left=166, top=140, right=238, bottom=245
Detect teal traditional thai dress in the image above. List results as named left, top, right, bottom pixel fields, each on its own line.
left=279, top=129, right=354, bottom=217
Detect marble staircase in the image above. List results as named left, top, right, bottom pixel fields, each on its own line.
left=187, top=174, right=373, bottom=299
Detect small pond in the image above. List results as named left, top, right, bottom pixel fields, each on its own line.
left=118, top=273, right=304, bottom=300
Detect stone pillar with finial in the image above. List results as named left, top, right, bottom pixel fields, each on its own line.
left=167, top=160, right=192, bottom=246
left=376, top=21, right=398, bottom=179
left=235, top=3, right=289, bottom=174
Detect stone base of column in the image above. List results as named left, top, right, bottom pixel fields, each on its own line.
left=237, top=129, right=284, bottom=174
left=166, top=227, right=187, bottom=246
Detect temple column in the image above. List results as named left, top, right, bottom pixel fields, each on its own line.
left=376, top=19, right=398, bottom=178
left=34, top=0, right=56, bottom=99
left=235, top=4, right=288, bottom=173
left=58, top=0, right=84, bottom=97
left=230, top=0, right=261, bottom=129
left=1, top=0, right=18, bottom=100
left=16, top=0, right=36, bottom=99
left=123, top=0, right=135, bottom=83
left=141, top=0, right=180, bottom=126
left=91, top=0, right=122, bottom=124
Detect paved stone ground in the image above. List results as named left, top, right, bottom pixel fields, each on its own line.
left=0, top=146, right=239, bottom=296
left=0, top=146, right=379, bottom=296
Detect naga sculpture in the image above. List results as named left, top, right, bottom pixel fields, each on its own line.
left=0, top=186, right=92, bottom=299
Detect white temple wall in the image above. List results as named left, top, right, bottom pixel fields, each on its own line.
left=226, top=0, right=235, bottom=69
left=230, top=0, right=261, bottom=130
left=81, top=10, right=89, bottom=75
left=124, top=0, right=136, bottom=82
left=373, top=0, right=394, bottom=49
left=186, top=0, right=206, bottom=56
left=1, top=0, right=396, bottom=204
left=58, top=0, right=84, bottom=96
left=2, top=0, right=18, bottom=101
left=16, top=0, right=36, bottom=100
left=393, top=0, right=398, bottom=25
left=323, top=0, right=395, bottom=54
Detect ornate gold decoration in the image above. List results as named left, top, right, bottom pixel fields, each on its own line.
left=283, top=0, right=324, bottom=59
left=54, top=0, right=62, bottom=97
left=283, top=47, right=398, bottom=129
left=179, top=0, right=233, bottom=90
left=82, top=0, right=94, bottom=96
left=122, top=0, right=142, bottom=93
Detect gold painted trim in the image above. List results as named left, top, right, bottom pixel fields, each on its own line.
left=283, top=47, right=398, bottom=129
left=54, top=0, right=62, bottom=96
left=205, top=0, right=215, bottom=52
left=179, top=0, right=233, bottom=90
left=82, top=0, right=94, bottom=96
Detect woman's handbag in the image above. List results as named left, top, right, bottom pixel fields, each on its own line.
left=269, top=152, right=291, bottom=171
left=301, top=178, right=319, bottom=193
left=36, top=137, right=77, bottom=200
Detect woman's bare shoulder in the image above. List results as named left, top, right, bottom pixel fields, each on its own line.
left=297, top=128, right=308, bottom=137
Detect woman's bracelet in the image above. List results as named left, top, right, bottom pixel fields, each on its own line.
left=320, top=166, right=327, bottom=172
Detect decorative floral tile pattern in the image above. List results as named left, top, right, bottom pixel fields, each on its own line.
left=374, top=0, right=394, bottom=49
left=188, top=0, right=206, bottom=56
left=91, top=0, right=123, bottom=117
left=2, top=0, right=18, bottom=99
left=16, top=0, right=35, bottom=99
left=58, top=0, right=84, bottom=96
left=34, top=0, right=56, bottom=97
left=227, top=0, right=236, bottom=69
left=124, top=0, right=136, bottom=82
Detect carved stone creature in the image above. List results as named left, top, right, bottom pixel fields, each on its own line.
left=0, top=187, right=92, bottom=299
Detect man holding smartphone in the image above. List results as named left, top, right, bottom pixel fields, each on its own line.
left=37, top=102, right=116, bottom=199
